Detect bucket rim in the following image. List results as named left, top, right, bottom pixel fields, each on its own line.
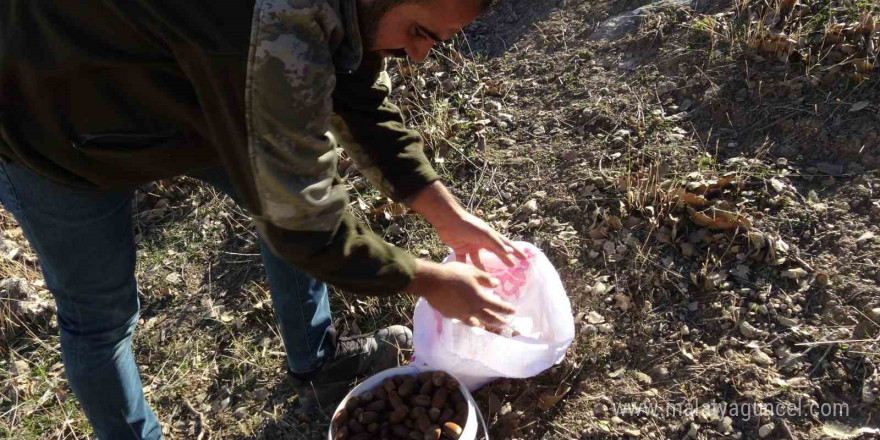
left=327, top=365, right=487, bottom=440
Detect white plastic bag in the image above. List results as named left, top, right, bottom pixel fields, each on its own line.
left=411, top=242, right=575, bottom=391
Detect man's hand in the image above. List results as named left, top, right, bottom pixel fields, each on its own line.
left=435, top=211, right=526, bottom=270
left=410, top=181, right=526, bottom=270
left=408, top=260, right=516, bottom=327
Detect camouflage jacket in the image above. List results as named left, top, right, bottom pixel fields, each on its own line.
left=0, top=0, right=438, bottom=294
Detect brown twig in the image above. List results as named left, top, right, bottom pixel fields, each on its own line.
left=183, top=397, right=210, bottom=440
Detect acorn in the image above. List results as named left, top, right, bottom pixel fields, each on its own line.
left=344, top=396, right=361, bottom=412
left=388, top=390, right=405, bottom=409
left=431, top=372, right=446, bottom=387
left=398, top=377, right=417, bottom=397
left=425, top=425, right=442, bottom=440
left=428, top=407, right=441, bottom=422
left=412, top=395, right=432, bottom=407
left=431, top=388, right=448, bottom=409
left=366, top=399, right=386, bottom=412
left=442, top=422, right=463, bottom=439
left=390, top=406, right=409, bottom=423
left=358, top=411, right=379, bottom=424
left=383, top=378, right=397, bottom=392
left=419, top=381, right=434, bottom=396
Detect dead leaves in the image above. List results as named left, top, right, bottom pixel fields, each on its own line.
left=538, top=386, right=571, bottom=411
left=747, top=231, right=790, bottom=266
left=849, top=101, right=870, bottom=113
left=670, top=188, right=708, bottom=207
left=689, top=207, right=752, bottom=230
left=371, top=201, right=408, bottom=219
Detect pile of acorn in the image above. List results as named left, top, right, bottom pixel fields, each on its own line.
left=332, top=371, right=468, bottom=440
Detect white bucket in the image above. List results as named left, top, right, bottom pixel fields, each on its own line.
left=328, top=365, right=487, bottom=440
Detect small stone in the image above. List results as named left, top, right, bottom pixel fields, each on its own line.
left=739, top=321, right=765, bottom=339
left=611, top=416, right=624, bottom=424
left=857, top=232, right=875, bottom=246
left=863, top=381, right=877, bottom=403
left=586, top=311, right=606, bottom=324
left=233, top=406, right=247, bottom=419
left=499, top=138, right=516, bottom=147
left=623, top=428, right=641, bottom=437
left=776, top=157, right=788, bottom=168
left=782, top=268, right=808, bottom=280
left=649, top=366, right=669, bottom=381
left=716, top=416, right=733, bottom=433
left=516, top=199, right=539, bottom=216
left=752, top=349, right=774, bottom=366
left=816, top=163, right=844, bottom=175
left=687, top=423, right=699, bottom=438
left=680, top=242, right=696, bottom=256
left=598, top=323, right=614, bottom=334
left=701, top=346, right=717, bottom=358
left=759, top=422, right=775, bottom=438
left=769, top=178, right=786, bottom=193
left=582, top=324, right=598, bottom=336
left=852, top=308, right=880, bottom=339
left=776, top=315, right=798, bottom=327
left=165, top=272, right=182, bottom=285
left=0, top=277, right=34, bottom=300
left=633, top=371, right=652, bottom=385
left=11, top=359, right=29, bottom=376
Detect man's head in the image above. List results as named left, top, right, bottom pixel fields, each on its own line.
left=358, top=0, right=493, bottom=62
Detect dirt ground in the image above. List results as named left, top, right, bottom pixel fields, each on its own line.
left=2, top=0, right=879, bottom=439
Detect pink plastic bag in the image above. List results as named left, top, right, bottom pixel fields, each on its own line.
left=411, top=242, right=575, bottom=391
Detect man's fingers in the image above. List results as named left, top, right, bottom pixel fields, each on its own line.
left=497, top=251, right=516, bottom=267
left=485, top=237, right=517, bottom=266
left=470, top=252, right=486, bottom=271
left=477, top=309, right=508, bottom=328
left=474, top=270, right=500, bottom=289
left=502, top=237, right=528, bottom=260
left=480, top=292, right=517, bottom=316
left=465, top=316, right=485, bottom=329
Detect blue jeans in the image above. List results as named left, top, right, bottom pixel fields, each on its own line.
left=0, top=162, right=334, bottom=439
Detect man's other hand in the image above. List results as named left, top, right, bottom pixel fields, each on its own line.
left=410, top=181, right=526, bottom=270
left=408, top=260, right=516, bottom=326
left=434, top=211, right=526, bottom=270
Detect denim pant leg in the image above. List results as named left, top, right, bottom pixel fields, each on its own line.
left=0, top=163, right=161, bottom=439
left=188, top=168, right=335, bottom=374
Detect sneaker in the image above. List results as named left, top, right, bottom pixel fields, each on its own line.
left=289, top=325, right=413, bottom=415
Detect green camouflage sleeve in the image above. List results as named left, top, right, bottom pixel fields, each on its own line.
left=245, top=0, right=416, bottom=295
left=330, top=52, right=440, bottom=204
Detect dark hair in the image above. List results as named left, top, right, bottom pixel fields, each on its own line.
left=359, top=0, right=497, bottom=48
left=372, top=0, right=497, bottom=12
